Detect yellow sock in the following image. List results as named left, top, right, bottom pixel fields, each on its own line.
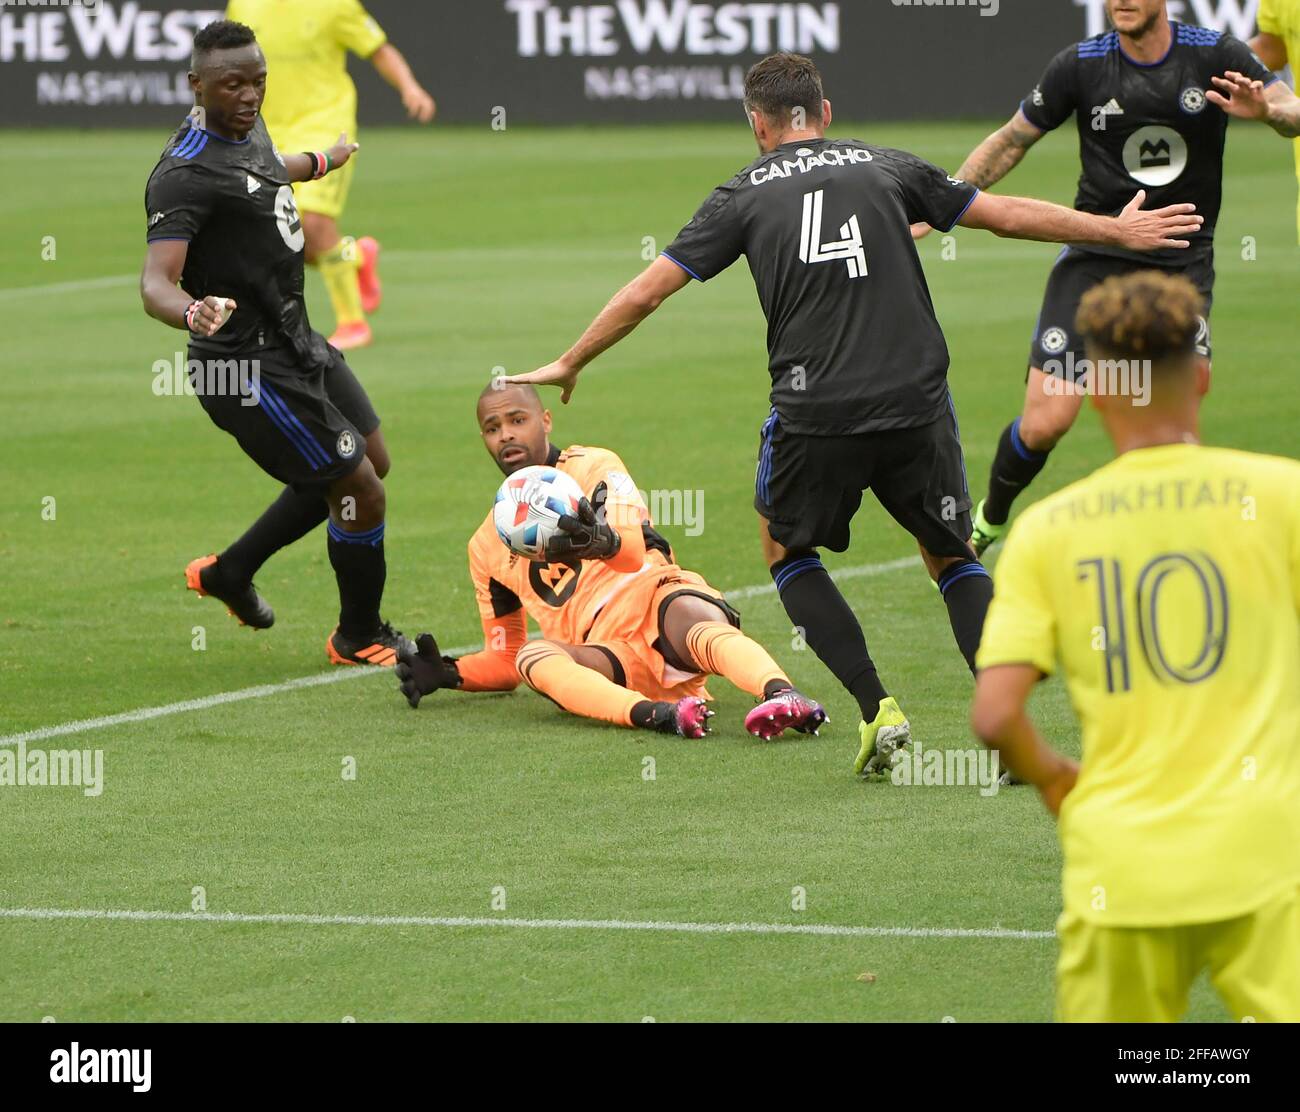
left=515, top=641, right=644, bottom=727
left=684, top=621, right=788, bottom=698
left=318, top=236, right=364, bottom=327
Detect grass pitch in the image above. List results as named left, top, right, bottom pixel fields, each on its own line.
left=0, top=118, right=1295, bottom=1021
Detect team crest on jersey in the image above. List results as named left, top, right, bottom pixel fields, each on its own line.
left=1040, top=327, right=1069, bottom=355
left=337, top=431, right=357, bottom=459
left=1180, top=86, right=1207, bottom=114
left=1122, top=125, right=1188, bottom=187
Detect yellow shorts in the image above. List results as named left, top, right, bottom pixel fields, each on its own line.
left=585, top=566, right=737, bottom=704
left=1056, top=885, right=1300, bottom=1022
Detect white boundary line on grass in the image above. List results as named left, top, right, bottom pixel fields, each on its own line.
left=0, top=906, right=1052, bottom=940
left=0, top=555, right=923, bottom=748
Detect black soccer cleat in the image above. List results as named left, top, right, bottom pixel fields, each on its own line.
left=185, top=554, right=274, bottom=629
left=327, top=620, right=415, bottom=667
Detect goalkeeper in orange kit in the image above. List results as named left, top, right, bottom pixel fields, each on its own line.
left=395, top=383, right=827, bottom=739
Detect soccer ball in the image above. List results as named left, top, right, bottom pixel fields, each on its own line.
left=493, top=465, right=586, bottom=559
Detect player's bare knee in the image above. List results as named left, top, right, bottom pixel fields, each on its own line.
left=664, top=595, right=730, bottom=661
left=329, top=460, right=386, bottom=529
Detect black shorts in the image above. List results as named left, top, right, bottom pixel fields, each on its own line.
left=191, top=341, right=379, bottom=490
left=754, top=408, right=973, bottom=558
left=1030, top=248, right=1214, bottom=378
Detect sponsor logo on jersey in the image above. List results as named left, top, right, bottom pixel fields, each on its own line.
left=1031, top=86, right=1045, bottom=107
left=1094, top=97, right=1124, bottom=116
left=149, top=211, right=165, bottom=227
left=750, top=144, right=872, bottom=186
left=1180, top=86, right=1207, bottom=114
left=1040, top=327, right=1069, bottom=355
left=246, top=174, right=260, bottom=194
left=337, top=431, right=357, bottom=459
left=1122, top=125, right=1188, bottom=187
left=529, top=559, right=581, bottom=607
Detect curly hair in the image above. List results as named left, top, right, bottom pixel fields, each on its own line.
left=1076, top=270, right=1204, bottom=365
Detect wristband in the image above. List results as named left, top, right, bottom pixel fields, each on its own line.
left=304, top=151, right=332, bottom=180
left=184, top=299, right=204, bottom=331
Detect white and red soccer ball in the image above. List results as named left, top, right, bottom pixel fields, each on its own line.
left=493, top=465, right=586, bottom=559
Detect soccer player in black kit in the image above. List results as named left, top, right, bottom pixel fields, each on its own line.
left=507, top=52, right=1202, bottom=776
left=927, top=0, right=1300, bottom=557
left=140, top=20, right=410, bottom=666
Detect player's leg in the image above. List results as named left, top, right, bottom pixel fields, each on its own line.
left=870, top=412, right=992, bottom=675
left=974, top=250, right=1097, bottom=555
left=755, top=416, right=891, bottom=751
left=513, top=640, right=713, bottom=737
left=190, top=345, right=392, bottom=615
left=659, top=591, right=826, bottom=739
left=1201, top=886, right=1300, bottom=1022
left=1055, top=912, right=1198, bottom=1023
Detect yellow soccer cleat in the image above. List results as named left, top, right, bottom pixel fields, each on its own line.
left=854, top=696, right=911, bottom=777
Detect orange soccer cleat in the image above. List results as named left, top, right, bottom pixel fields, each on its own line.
left=326, top=622, right=414, bottom=667
left=356, top=236, right=383, bottom=315
left=328, top=320, right=373, bottom=351
left=185, top=554, right=275, bottom=629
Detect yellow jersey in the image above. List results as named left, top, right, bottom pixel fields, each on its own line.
left=226, top=0, right=387, bottom=149
left=978, top=443, right=1300, bottom=927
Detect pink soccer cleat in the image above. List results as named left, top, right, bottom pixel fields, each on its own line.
left=745, top=688, right=828, bottom=741
left=673, top=696, right=715, bottom=739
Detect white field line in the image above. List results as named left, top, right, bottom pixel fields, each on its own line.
left=0, top=906, right=1053, bottom=941
left=0, top=274, right=137, bottom=301
left=0, top=555, right=923, bottom=748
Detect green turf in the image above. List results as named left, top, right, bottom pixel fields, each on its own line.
left=1, top=119, right=1295, bottom=1021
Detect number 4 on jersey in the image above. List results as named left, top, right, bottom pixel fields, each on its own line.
left=799, top=189, right=867, bottom=279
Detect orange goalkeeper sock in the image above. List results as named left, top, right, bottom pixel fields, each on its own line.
left=684, top=621, right=789, bottom=698
left=515, top=641, right=644, bottom=727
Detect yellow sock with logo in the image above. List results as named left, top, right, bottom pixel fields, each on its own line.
left=318, top=236, right=364, bottom=327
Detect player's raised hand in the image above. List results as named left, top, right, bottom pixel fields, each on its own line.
left=395, top=632, right=461, bottom=709
left=1115, top=191, right=1203, bottom=251
left=1207, top=71, right=1270, bottom=121
left=327, top=132, right=361, bottom=170
left=186, top=295, right=237, bottom=337
left=503, top=360, right=582, bottom=404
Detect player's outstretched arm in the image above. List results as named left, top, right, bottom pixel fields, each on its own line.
left=971, top=664, right=1079, bottom=817
left=140, top=239, right=236, bottom=336
left=913, top=110, right=1043, bottom=240
left=1208, top=70, right=1300, bottom=139
left=504, top=255, right=691, bottom=404
left=958, top=190, right=1203, bottom=252
left=370, top=43, right=435, bottom=123
left=282, top=134, right=361, bottom=184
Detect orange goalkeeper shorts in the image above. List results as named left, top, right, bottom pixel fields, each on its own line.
left=583, top=565, right=740, bottom=704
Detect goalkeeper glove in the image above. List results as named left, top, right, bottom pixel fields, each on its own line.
left=395, top=633, right=462, bottom=709
left=544, top=496, right=622, bottom=563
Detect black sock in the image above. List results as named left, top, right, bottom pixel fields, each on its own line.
left=984, top=418, right=1050, bottom=526
left=219, top=486, right=328, bottom=583
left=326, top=520, right=387, bottom=639
left=772, top=554, right=887, bottom=720
left=937, top=560, right=994, bottom=673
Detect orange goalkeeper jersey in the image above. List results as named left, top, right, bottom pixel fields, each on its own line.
left=457, top=445, right=676, bottom=691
